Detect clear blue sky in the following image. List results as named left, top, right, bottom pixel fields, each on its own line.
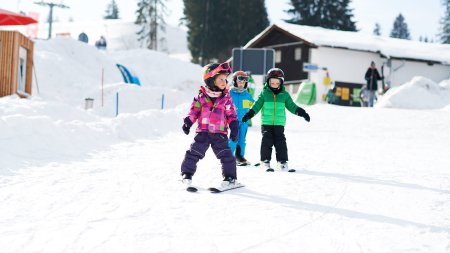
left=1, top=0, right=443, bottom=41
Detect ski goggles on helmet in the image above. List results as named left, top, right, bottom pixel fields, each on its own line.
left=236, top=76, right=249, bottom=82
left=268, top=69, right=284, bottom=78
left=203, top=62, right=232, bottom=80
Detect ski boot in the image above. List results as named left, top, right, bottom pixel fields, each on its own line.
left=277, top=161, right=295, bottom=172
left=221, top=176, right=237, bottom=187
left=181, top=173, right=197, bottom=192
left=262, top=160, right=273, bottom=172
left=237, top=156, right=250, bottom=166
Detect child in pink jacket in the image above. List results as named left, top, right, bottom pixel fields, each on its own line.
left=180, top=62, right=239, bottom=187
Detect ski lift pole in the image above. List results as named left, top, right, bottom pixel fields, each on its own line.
left=101, top=68, right=104, bottom=107
left=161, top=94, right=165, bottom=110
left=115, top=92, right=119, bottom=117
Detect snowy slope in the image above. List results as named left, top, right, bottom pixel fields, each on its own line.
left=1, top=22, right=450, bottom=253
left=1, top=105, right=450, bottom=253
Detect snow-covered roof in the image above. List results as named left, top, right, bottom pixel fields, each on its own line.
left=245, top=22, right=450, bottom=65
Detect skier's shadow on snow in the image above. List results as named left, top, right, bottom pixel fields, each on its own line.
left=299, top=169, right=450, bottom=195
left=234, top=187, right=450, bottom=234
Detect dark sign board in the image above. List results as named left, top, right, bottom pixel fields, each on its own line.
left=232, top=48, right=275, bottom=75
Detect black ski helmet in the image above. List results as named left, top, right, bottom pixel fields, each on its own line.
left=232, top=71, right=249, bottom=89
left=203, top=62, right=232, bottom=91
left=266, top=68, right=284, bottom=85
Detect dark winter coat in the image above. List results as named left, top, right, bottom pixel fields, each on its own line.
left=364, top=68, right=382, bottom=91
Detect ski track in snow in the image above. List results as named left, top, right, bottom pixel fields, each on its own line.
left=1, top=106, right=450, bottom=252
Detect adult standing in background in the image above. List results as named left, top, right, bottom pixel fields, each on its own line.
left=95, top=36, right=107, bottom=50
left=364, top=61, right=383, bottom=107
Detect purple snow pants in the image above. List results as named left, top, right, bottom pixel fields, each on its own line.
left=181, top=132, right=237, bottom=179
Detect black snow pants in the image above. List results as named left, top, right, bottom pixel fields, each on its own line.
left=260, top=125, right=288, bottom=162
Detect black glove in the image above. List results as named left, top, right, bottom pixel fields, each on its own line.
left=296, top=107, right=310, bottom=122
left=241, top=109, right=255, bottom=123
left=229, top=120, right=239, bottom=142
left=182, top=117, right=193, bottom=135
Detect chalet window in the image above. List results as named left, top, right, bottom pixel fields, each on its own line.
left=295, top=48, right=302, bottom=61
left=17, top=47, right=27, bottom=94
left=275, top=50, right=282, bottom=63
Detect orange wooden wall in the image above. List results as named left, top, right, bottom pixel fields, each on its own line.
left=0, top=31, right=34, bottom=97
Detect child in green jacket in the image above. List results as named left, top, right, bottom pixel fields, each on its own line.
left=242, top=68, right=310, bottom=172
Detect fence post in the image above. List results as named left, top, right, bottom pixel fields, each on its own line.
left=161, top=94, right=165, bottom=110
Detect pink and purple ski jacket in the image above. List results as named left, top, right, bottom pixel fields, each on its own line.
left=186, top=86, right=238, bottom=135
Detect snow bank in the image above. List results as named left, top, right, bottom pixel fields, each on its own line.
left=32, top=37, right=202, bottom=114
left=1, top=36, right=201, bottom=172
left=109, top=49, right=200, bottom=91
left=33, top=38, right=123, bottom=106
left=376, top=76, right=450, bottom=110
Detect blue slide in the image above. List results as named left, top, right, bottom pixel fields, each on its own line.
left=116, top=64, right=141, bottom=86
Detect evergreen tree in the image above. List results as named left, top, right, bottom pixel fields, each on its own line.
left=440, top=0, right=450, bottom=44
left=373, top=23, right=381, bottom=36
left=135, top=0, right=167, bottom=50
left=285, top=0, right=357, bottom=31
left=183, top=0, right=269, bottom=64
left=390, top=13, right=411, bottom=40
left=104, top=0, right=120, bottom=19
left=227, top=0, right=269, bottom=61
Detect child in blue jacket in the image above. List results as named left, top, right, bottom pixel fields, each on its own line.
left=228, top=71, right=255, bottom=166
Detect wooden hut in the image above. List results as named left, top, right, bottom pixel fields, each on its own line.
left=0, top=30, right=34, bottom=97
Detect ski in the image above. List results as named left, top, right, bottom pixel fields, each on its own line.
left=208, top=183, right=245, bottom=193
left=186, top=186, right=198, bottom=192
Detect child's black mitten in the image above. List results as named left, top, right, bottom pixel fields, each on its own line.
left=182, top=117, right=193, bottom=135
left=241, top=109, right=255, bottom=123
left=296, top=108, right=310, bottom=122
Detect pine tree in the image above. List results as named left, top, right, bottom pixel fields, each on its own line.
left=373, top=23, right=381, bottom=36
left=227, top=0, right=269, bottom=60
left=440, top=0, right=450, bottom=44
left=183, top=0, right=269, bottom=64
left=285, top=0, right=357, bottom=31
left=135, top=0, right=167, bottom=50
left=183, top=0, right=216, bottom=64
left=104, top=0, right=120, bottom=19
left=390, top=13, right=411, bottom=40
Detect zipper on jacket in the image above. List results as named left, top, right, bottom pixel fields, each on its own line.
left=273, top=94, right=276, bottom=125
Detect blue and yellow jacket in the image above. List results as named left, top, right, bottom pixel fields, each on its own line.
left=230, top=88, right=254, bottom=122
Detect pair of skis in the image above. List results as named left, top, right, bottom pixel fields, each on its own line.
left=253, top=162, right=296, bottom=173
left=265, top=168, right=296, bottom=173
left=185, top=182, right=245, bottom=193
